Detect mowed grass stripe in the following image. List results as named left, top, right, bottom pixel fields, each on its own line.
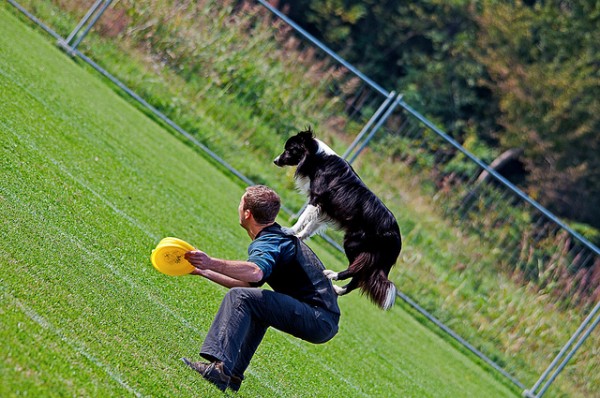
left=0, top=59, right=232, bottom=250
left=0, top=173, right=201, bottom=337
left=5, top=294, right=144, bottom=397
left=1, top=6, right=518, bottom=397
left=0, top=289, right=135, bottom=397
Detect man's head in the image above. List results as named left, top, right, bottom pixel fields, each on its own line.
left=239, top=185, right=281, bottom=228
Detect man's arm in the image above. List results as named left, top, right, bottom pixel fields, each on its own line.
left=185, top=250, right=264, bottom=288
left=190, top=268, right=252, bottom=288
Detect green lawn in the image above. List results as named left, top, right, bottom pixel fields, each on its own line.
left=0, top=7, right=518, bottom=397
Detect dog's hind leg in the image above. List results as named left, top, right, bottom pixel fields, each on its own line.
left=323, top=269, right=339, bottom=280
left=326, top=276, right=360, bottom=296
left=324, top=268, right=354, bottom=280
left=324, top=268, right=359, bottom=296
left=324, top=250, right=370, bottom=281
left=323, top=247, right=362, bottom=283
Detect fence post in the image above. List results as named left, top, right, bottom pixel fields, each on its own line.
left=70, top=0, right=113, bottom=50
left=57, top=0, right=113, bottom=55
left=63, top=0, right=103, bottom=45
left=347, top=94, right=403, bottom=164
left=523, top=300, right=600, bottom=397
left=342, top=91, right=396, bottom=160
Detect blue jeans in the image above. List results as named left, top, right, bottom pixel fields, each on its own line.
left=200, top=287, right=339, bottom=379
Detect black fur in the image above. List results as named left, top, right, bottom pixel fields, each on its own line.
left=274, top=128, right=401, bottom=310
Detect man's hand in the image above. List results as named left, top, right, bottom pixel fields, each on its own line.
left=185, top=250, right=213, bottom=270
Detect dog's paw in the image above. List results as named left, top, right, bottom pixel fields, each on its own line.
left=323, top=270, right=339, bottom=280
left=332, top=285, right=347, bottom=296
left=281, top=227, right=296, bottom=236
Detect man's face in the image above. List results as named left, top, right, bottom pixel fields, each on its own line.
left=238, top=194, right=248, bottom=228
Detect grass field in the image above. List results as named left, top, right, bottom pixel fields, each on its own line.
left=0, top=7, right=519, bottom=397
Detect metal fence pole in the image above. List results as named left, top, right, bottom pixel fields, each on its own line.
left=70, top=0, right=113, bottom=50
left=523, top=300, right=600, bottom=397
left=535, top=310, right=600, bottom=397
left=255, top=0, right=388, bottom=97
left=347, top=95, right=403, bottom=164
left=63, top=0, right=103, bottom=45
left=342, top=91, right=396, bottom=160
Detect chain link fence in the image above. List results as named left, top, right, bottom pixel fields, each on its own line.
left=6, top=0, right=599, bottom=396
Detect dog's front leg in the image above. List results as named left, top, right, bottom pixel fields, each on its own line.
left=281, top=205, right=313, bottom=235
left=285, top=204, right=322, bottom=240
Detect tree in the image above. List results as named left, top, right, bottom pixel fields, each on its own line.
left=277, top=0, right=500, bottom=142
left=475, top=0, right=600, bottom=227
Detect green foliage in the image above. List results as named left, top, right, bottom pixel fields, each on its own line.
left=279, top=0, right=500, bottom=143
left=475, top=0, right=600, bottom=228
left=571, top=222, right=600, bottom=247
left=442, top=130, right=497, bottom=177
left=84, top=0, right=375, bottom=211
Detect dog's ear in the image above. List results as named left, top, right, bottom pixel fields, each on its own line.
left=298, top=126, right=314, bottom=141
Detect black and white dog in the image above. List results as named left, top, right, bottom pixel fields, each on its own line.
left=274, top=128, right=401, bottom=310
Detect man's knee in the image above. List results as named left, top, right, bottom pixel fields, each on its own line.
left=227, top=287, right=261, bottom=297
left=224, top=287, right=262, bottom=307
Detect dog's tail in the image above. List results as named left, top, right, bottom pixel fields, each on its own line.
left=364, top=271, right=397, bottom=310
left=354, top=252, right=397, bottom=310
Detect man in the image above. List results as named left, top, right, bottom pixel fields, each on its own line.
left=182, top=185, right=340, bottom=392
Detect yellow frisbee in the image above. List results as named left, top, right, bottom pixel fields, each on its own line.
left=151, top=237, right=196, bottom=276
left=157, top=237, right=195, bottom=251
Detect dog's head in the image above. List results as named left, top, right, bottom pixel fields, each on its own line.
left=273, top=128, right=319, bottom=167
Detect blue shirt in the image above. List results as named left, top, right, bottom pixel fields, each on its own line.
left=246, top=224, right=340, bottom=314
left=247, top=228, right=295, bottom=281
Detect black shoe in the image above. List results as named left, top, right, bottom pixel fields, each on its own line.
left=181, top=358, right=230, bottom=392
left=228, top=375, right=243, bottom=392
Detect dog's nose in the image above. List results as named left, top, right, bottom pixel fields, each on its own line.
left=273, top=156, right=280, bottom=166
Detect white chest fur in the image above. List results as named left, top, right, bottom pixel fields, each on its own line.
left=295, top=175, right=311, bottom=195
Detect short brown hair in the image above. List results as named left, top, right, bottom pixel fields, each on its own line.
left=243, top=185, right=281, bottom=224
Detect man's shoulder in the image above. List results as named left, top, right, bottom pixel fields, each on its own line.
left=252, top=225, right=296, bottom=261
